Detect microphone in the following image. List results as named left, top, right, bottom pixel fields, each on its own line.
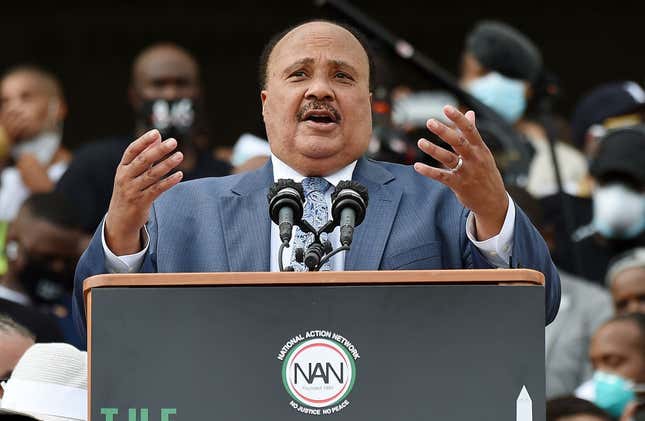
left=303, top=240, right=333, bottom=271
left=268, top=179, right=304, bottom=245
left=331, top=181, right=369, bottom=246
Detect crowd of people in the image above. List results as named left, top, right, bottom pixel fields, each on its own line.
left=0, top=16, right=643, bottom=421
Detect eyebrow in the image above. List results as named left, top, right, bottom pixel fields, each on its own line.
left=281, top=58, right=360, bottom=78
left=282, top=58, right=314, bottom=77
left=330, top=59, right=359, bottom=76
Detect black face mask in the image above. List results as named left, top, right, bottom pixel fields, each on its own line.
left=137, top=98, right=198, bottom=142
left=18, top=257, right=76, bottom=305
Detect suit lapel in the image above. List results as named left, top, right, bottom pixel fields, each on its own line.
left=345, top=158, right=401, bottom=270
left=218, top=161, right=273, bottom=271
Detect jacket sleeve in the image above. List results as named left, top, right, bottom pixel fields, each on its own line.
left=507, top=205, right=561, bottom=325
left=72, top=203, right=159, bottom=342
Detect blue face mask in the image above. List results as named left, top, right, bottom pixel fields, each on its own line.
left=466, top=72, right=527, bottom=124
left=592, top=371, right=636, bottom=418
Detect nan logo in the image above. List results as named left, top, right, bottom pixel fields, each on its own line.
left=277, top=331, right=360, bottom=416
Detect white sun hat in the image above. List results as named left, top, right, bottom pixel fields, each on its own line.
left=0, top=343, right=87, bottom=420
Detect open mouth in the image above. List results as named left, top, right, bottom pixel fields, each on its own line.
left=302, top=109, right=339, bottom=124
left=308, top=115, right=334, bottom=123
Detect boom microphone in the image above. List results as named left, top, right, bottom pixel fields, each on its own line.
left=268, top=179, right=304, bottom=245
left=331, top=181, right=369, bottom=246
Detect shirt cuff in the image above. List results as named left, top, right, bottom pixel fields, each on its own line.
left=102, top=221, right=149, bottom=273
left=465, top=193, right=516, bottom=268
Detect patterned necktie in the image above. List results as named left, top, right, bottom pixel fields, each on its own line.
left=291, top=177, right=331, bottom=271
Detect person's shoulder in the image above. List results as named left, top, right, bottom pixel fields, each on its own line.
left=560, top=271, right=611, bottom=303
left=185, top=172, right=244, bottom=190
left=59, top=135, right=131, bottom=185
left=158, top=171, right=249, bottom=202
left=365, top=158, right=452, bottom=194
left=187, top=154, right=233, bottom=179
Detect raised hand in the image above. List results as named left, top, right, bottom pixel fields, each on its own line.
left=0, top=112, right=30, bottom=143
left=414, top=105, right=508, bottom=240
left=104, top=129, right=184, bottom=255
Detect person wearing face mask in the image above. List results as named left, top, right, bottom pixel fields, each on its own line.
left=460, top=21, right=589, bottom=200
left=576, top=313, right=645, bottom=419
left=0, top=67, right=71, bottom=277
left=588, top=126, right=645, bottom=258
left=56, top=42, right=232, bottom=234
left=0, top=66, right=70, bottom=223
left=571, top=82, right=645, bottom=164
left=1, top=193, right=89, bottom=348
left=547, top=396, right=612, bottom=421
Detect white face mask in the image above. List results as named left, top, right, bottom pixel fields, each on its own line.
left=465, top=71, right=527, bottom=124
left=11, top=131, right=62, bottom=165
left=592, top=183, right=645, bottom=239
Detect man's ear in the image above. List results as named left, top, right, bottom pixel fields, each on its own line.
left=59, top=102, right=68, bottom=121
left=52, top=98, right=68, bottom=121
left=261, top=90, right=268, bottom=120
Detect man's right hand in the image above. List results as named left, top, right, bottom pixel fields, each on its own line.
left=1, top=112, right=31, bottom=143
left=105, top=129, right=184, bottom=255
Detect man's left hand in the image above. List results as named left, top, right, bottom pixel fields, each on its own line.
left=414, top=105, right=508, bottom=241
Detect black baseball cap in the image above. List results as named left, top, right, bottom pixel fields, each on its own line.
left=589, top=125, right=645, bottom=186
left=571, top=81, right=645, bottom=148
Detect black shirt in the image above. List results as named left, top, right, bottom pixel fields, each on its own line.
left=0, top=298, right=64, bottom=343
left=56, top=136, right=232, bottom=234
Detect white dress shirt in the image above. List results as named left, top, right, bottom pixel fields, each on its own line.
left=103, top=155, right=516, bottom=272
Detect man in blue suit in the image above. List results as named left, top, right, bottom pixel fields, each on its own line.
left=73, top=20, right=560, bottom=337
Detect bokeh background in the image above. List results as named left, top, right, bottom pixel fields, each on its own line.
left=1, top=0, right=643, bottom=149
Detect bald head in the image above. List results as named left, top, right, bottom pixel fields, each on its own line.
left=259, top=20, right=374, bottom=90
left=130, top=43, right=201, bottom=106
left=0, top=65, right=67, bottom=141
left=1, top=66, right=63, bottom=100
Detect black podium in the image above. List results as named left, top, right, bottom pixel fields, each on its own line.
left=84, top=269, right=545, bottom=421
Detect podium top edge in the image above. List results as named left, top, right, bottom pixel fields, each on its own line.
left=83, top=269, right=544, bottom=294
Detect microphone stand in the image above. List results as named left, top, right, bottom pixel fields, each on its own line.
left=279, top=219, right=351, bottom=272
left=318, top=245, right=350, bottom=268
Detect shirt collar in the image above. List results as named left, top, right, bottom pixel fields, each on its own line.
left=270, top=154, right=357, bottom=188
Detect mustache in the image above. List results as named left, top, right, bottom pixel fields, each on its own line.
left=296, top=100, right=342, bottom=122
